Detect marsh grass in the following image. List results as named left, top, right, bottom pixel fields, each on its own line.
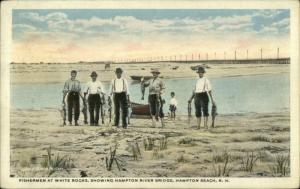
left=251, top=135, right=270, bottom=142
left=131, top=141, right=142, bottom=161
left=143, top=137, right=155, bottom=151
left=178, top=137, right=195, bottom=146
left=152, top=147, right=164, bottom=159
left=269, top=153, right=290, bottom=176
left=20, top=159, right=30, bottom=168
left=177, top=154, right=187, bottom=163
left=211, top=150, right=234, bottom=177
left=42, top=146, right=75, bottom=176
left=105, top=144, right=125, bottom=171
left=240, top=151, right=259, bottom=172
left=159, top=137, right=168, bottom=151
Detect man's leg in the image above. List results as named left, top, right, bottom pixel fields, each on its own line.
left=88, top=96, right=95, bottom=126
left=120, top=93, right=128, bottom=128
left=95, top=95, right=101, bottom=126
left=204, top=116, right=208, bottom=129
left=67, top=94, right=73, bottom=125
left=197, top=117, right=201, bottom=129
left=113, top=94, right=120, bottom=127
left=74, top=94, right=80, bottom=126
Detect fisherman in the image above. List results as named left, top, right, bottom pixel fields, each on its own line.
left=141, top=68, right=165, bottom=127
left=62, top=70, right=83, bottom=126
left=110, top=68, right=130, bottom=129
left=85, top=71, right=105, bottom=126
left=188, top=67, right=216, bottom=129
left=169, top=92, right=178, bottom=120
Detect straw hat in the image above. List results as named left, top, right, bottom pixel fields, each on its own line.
left=151, top=68, right=160, bottom=74
left=196, top=66, right=206, bottom=73
left=115, top=68, right=123, bottom=73
left=90, top=71, right=98, bottom=77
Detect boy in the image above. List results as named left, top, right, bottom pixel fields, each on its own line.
left=169, top=92, right=178, bottom=120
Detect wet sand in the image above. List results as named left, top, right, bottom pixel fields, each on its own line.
left=10, top=108, right=290, bottom=177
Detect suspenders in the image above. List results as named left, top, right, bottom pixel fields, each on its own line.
left=113, top=78, right=126, bottom=92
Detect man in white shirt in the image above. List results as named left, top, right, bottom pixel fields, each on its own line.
left=188, top=67, right=215, bottom=129
left=110, top=68, right=130, bottom=128
left=169, top=92, right=178, bottom=120
left=85, top=71, right=105, bottom=126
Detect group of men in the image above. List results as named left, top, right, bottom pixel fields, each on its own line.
left=62, top=66, right=215, bottom=129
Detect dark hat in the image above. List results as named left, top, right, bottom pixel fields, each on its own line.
left=115, top=68, right=123, bottom=73
left=151, top=68, right=160, bottom=74
left=90, top=71, right=97, bottom=77
left=196, top=66, right=206, bottom=73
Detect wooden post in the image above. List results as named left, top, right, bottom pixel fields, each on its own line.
left=235, top=50, right=236, bottom=61
left=260, top=48, right=262, bottom=60
left=277, top=47, right=279, bottom=59
left=198, top=53, right=200, bottom=60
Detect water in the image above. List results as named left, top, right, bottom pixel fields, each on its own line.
left=11, top=73, right=289, bottom=115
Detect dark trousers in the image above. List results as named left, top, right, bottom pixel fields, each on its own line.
left=113, top=92, right=128, bottom=127
left=148, top=94, right=164, bottom=120
left=194, top=92, right=209, bottom=117
left=67, top=92, right=80, bottom=122
left=88, top=94, right=101, bottom=125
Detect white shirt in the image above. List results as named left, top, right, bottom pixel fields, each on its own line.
left=86, top=80, right=105, bottom=94
left=194, top=77, right=212, bottom=93
left=110, top=77, right=130, bottom=95
left=169, top=97, right=178, bottom=107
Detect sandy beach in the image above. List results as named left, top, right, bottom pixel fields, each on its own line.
left=10, top=108, right=290, bottom=177
left=11, top=62, right=289, bottom=84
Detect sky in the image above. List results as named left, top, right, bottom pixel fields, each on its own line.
left=12, top=9, right=290, bottom=63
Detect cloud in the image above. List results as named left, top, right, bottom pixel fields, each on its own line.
left=12, top=10, right=290, bottom=62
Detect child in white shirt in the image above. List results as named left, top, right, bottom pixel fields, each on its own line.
left=169, top=92, right=178, bottom=120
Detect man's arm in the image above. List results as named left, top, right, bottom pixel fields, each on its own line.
left=208, top=91, right=215, bottom=105
left=188, top=90, right=195, bottom=103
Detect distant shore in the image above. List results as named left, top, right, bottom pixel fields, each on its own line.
left=10, top=62, right=289, bottom=84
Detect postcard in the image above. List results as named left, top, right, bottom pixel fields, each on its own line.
left=1, top=0, right=299, bottom=188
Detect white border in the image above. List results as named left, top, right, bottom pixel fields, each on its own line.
left=1, top=0, right=299, bottom=188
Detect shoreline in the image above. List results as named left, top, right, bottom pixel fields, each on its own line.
left=10, top=63, right=289, bottom=84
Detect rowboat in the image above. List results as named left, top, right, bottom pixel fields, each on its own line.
left=190, top=65, right=210, bottom=71
left=131, top=102, right=150, bottom=115
left=130, top=75, right=164, bottom=81
left=130, top=76, right=153, bottom=81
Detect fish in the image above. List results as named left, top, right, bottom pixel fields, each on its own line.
left=188, top=102, right=192, bottom=126
left=61, top=92, right=69, bottom=126
left=108, top=96, right=112, bottom=124
left=82, top=94, right=88, bottom=125
left=141, top=77, right=145, bottom=100
left=211, top=104, right=217, bottom=128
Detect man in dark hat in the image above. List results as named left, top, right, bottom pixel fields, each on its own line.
left=188, top=66, right=216, bottom=129
left=141, top=68, right=165, bottom=127
left=85, top=71, right=105, bottom=126
left=110, top=68, right=130, bottom=128
left=62, top=70, right=83, bottom=126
